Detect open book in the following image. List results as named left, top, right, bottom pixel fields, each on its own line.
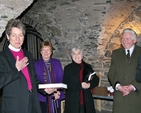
left=87, top=72, right=96, bottom=82
left=38, top=83, right=67, bottom=89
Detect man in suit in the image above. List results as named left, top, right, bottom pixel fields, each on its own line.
left=107, top=28, right=141, bottom=113
left=0, top=19, right=56, bottom=113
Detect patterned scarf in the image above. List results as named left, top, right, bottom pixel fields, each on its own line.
left=44, top=61, right=55, bottom=113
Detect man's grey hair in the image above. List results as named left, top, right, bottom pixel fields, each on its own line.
left=122, top=28, right=138, bottom=39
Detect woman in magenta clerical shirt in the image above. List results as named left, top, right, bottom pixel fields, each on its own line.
left=0, top=18, right=43, bottom=113
left=34, top=40, right=64, bottom=113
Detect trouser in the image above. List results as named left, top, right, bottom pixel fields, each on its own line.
left=40, top=101, right=48, bottom=113
left=28, top=90, right=36, bottom=113
left=79, top=104, right=85, bottom=113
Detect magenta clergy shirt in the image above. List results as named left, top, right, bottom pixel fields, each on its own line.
left=10, top=49, right=32, bottom=90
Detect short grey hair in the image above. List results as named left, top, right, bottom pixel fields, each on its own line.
left=71, top=46, right=83, bottom=55
left=5, top=18, right=25, bottom=36
left=122, top=28, right=138, bottom=39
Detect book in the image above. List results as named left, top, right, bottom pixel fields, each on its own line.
left=38, top=83, right=67, bottom=89
left=88, top=72, right=96, bottom=81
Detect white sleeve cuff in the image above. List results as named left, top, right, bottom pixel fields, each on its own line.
left=115, top=83, right=120, bottom=90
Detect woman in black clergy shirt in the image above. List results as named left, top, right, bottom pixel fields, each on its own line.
left=62, top=46, right=99, bottom=113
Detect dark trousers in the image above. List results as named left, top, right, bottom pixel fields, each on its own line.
left=40, top=101, right=48, bottom=113
left=79, top=104, right=85, bottom=113
left=28, top=91, right=36, bottom=113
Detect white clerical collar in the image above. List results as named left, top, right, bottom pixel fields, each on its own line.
left=8, top=44, right=21, bottom=52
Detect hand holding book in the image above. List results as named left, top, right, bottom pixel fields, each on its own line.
left=86, top=72, right=96, bottom=83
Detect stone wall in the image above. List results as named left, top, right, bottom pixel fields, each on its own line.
left=21, top=0, right=141, bottom=111
left=1, top=0, right=141, bottom=111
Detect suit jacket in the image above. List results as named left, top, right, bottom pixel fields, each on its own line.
left=34, top=57, right=64, bottom=107
left=136, top=52, right=141, bottom=83
left=107, top=45, right=141, bottom=113
left=62, top=60, right=99, bottom=113
left=0, top=47, right=42, bottom=113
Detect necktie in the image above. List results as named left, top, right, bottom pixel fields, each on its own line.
left=126, top=50, right=130, bottom=60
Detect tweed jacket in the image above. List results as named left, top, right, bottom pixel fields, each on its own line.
left=107, top=45, right=141, bottom=113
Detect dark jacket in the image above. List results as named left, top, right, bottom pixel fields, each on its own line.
left=136, top=52, right=141, bottom=83
left=0, top=47, right=42, bottom=113
left=63, top=60, right=99, bottom=113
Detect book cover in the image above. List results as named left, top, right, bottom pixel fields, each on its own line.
left=38, top=83, right=67, bottom=89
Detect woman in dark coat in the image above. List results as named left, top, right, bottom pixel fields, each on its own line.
left=63, top=46, right=99, bottom=113
left=0, top=19, right=42, bottom=113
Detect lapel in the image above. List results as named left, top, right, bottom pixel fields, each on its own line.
left=118, top=47, right=127, bottom=64
left=5, top=47, right=16, bottom=68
